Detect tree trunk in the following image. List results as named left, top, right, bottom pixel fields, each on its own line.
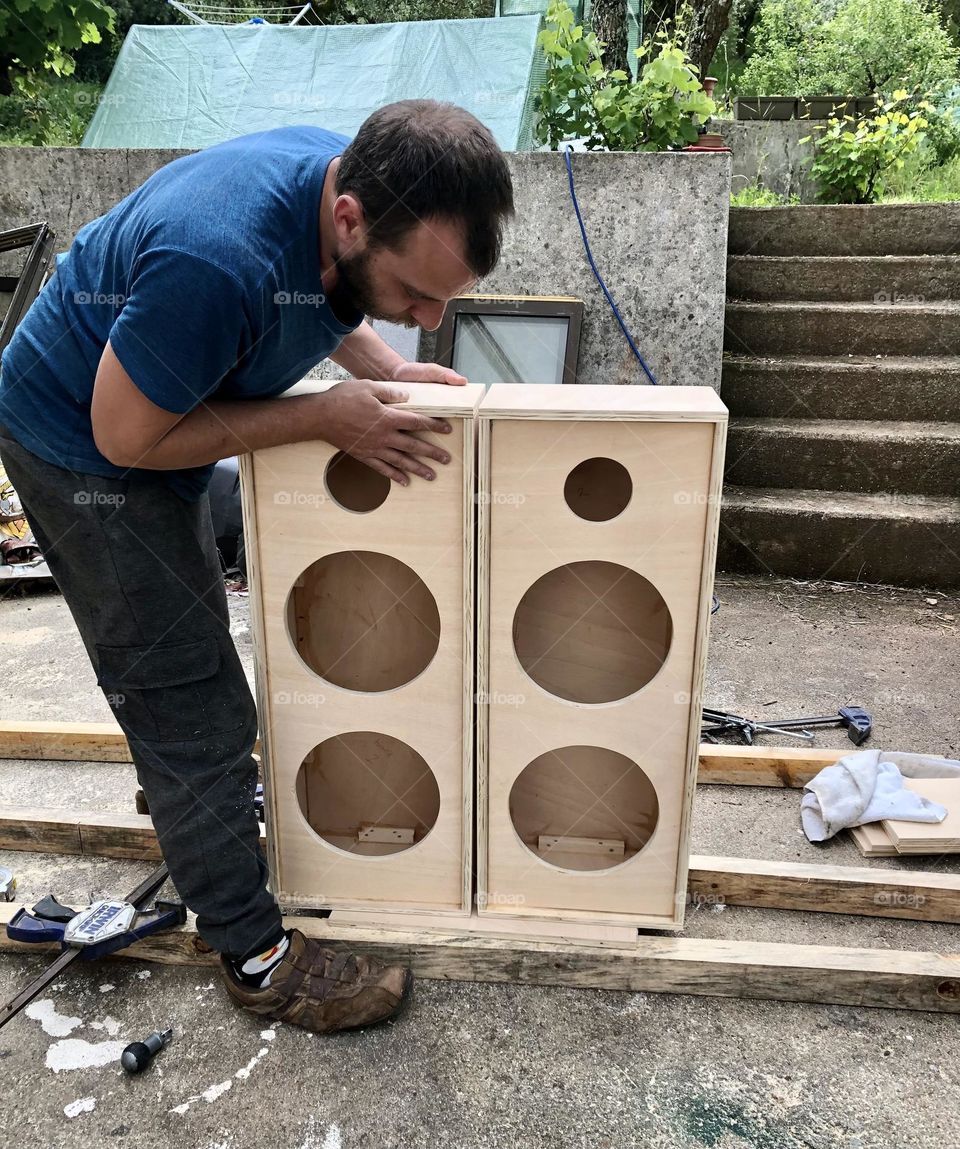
left=591, top=0, right=629, bottom=74
left=688, top=0, right=735, bottom=79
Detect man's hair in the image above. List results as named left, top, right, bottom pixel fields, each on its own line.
left=336, top=100, right=514, bottom=279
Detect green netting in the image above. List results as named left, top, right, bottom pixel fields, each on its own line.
left=82, top=17, right=545, bottom=150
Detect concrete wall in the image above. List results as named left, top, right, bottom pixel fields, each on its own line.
left=0, top=146, right=731, bottom=389
left=716, top=120, right=818, bottom=203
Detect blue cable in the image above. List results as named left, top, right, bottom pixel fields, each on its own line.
left=562, top=145, right=658, bottom=385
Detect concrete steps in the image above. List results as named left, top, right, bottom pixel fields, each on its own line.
left=726, top=418, right=960, bottom=496
left=725, top=301, right=960, bottom=357
left=728, top=203, right=960, bottom=256
left=726, top=255, right=960, bottom=302
left=720, top=487, right=960, bottom=586
left=721, top=355, right=960, bottom=422
left=720, top=204, right=960, bottom=586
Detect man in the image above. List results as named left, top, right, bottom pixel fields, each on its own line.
left=0, top=100, right=514, bottom=1033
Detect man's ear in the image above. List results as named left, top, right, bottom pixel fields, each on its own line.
left=332, top=193, right=367, bottom=256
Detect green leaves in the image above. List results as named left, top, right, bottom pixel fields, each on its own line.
left=809, top=93, right=929, bottom=202
left=535, top=0, right=716, bottom=152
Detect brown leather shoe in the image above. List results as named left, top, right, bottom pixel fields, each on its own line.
left=219, top=929, right=413, bottom=1034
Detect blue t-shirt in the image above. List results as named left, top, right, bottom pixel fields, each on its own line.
left=0, top=126, right=363, bottom=500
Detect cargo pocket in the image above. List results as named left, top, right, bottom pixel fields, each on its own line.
left=96, top=635, right=248, bottom=743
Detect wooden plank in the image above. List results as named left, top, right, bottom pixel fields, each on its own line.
left=696, top=744, right=845, bottom=787
left=883, top=779, right=960, bottom=851
left=0, top=720, right=131, bottom=762
left=0, top=717, right=845, bottom=794
left=1, top=904, right=957, bottom=1013
left=689, top=854, right=960, bottom=923
left=5, top=807, right=960, bottom=925
left=477, top=382, right=728, bottom=421
left=851, top=823, right=900, bottom=858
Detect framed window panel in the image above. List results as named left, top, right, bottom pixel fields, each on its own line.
left=434, top=295, right=584, bottom=387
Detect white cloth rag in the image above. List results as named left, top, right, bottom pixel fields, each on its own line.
left=801, top=749, right=960, bottom=842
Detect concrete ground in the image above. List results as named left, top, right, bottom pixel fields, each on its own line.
left=0, top=573, right=957, bottom=1149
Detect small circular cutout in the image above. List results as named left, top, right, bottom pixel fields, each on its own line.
left=325, top=451, right=390, bottom=513
left=296, top=731, right=440, bottom=856
left=288, top=551, right=440, bottom=692
left=564, top=457, right=632, bottom=522
left=509, top=745, right=659, bottom=871
left=513, top=561, right=672, bottom=704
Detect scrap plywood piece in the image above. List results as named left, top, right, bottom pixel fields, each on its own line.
left=240, top=381, right=484, bottom=913
left=850, top=822, right=900, bottom=857
left=883, top=779, right=960, bottom=852
left=477, top=383, right=728, bottom=929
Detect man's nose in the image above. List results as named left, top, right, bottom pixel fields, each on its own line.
left=412, top=300, right=447, bottom=332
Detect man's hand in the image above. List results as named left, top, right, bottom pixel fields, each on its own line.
left=391, top=361, right=468, bottom=386
left=317, top=379, right=453, bottom=485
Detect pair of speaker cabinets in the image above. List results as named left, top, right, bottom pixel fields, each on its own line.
left=240, top=381, right=727, bottom=936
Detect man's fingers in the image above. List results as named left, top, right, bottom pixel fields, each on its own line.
left=380, top=447, right=437, bottom=482
left=394, top=362, right=468, bottom=386
left=363, top=456, right=409, bottom=486
left=387, top=432, right=450, bottom=466
left=388, top=408, right=453, bottom=435
left=367, top=381, right=410, bottom=405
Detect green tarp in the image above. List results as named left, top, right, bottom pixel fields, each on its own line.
left=82, top=18, right=545, bottom=150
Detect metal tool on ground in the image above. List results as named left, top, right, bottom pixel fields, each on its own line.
left=757, top=705, right=873, bottom=746
left=0, top=868, right=16, bottom=902
left=121, top=1027, right=173, bottom=1074
left=0, top=860, right=184, bottom=1030
left=701, top=705, right=873, bottom=746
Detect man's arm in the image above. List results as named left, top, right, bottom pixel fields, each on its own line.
left=330, top=319, right=467, bottom=386
left=91, top=341, right=454, bottom=486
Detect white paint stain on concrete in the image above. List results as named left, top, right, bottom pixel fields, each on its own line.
left=235, top=1048, right=269, bottom=1080
left=98, top=983, right=115, bottom=993
left=135, top=970, right=151, bottom=980
left=64, top=1097, right=97, bottom=1119
left=322, top=1124, right=342, bottom=1149
left=24, top=1000, right=83, bottom=1037
left=260, top=1028, right=276, bottom=1041
left=89, top=1016, right=122, bottom=1036
left=47, top=1038, right=127, bottom=1073
left=203, top=1080, right=233, bottom=1104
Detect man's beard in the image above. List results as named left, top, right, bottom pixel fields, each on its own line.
left=331, top=248, right=418, bottom=328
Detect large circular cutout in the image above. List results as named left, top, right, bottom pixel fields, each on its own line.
left=564, top=457, right=632, bottom=522
left=288, top=551, right=440, bottom=692
left=513, top=561, right=672, bottom=704
left=509, top=745, right=658, bottom=871
left=296, top=731, right=440, bottom=856
left=325, top=451, right=390, bottom=513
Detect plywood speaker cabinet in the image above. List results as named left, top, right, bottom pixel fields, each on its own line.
left=240, top=381, right=485, bottom=914
left=476, top=384, right=728, bottom=930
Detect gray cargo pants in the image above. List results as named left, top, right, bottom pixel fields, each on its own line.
left=0, top=425, right=283, bottom=960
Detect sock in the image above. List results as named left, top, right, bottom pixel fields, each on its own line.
left=231, top=930, right=291, bottom=988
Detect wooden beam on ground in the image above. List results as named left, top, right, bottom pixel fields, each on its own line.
left=696, top=744, right=844, bottom=787
left=689, top=855, right=960, bottom=924
left=4, top=807, right=960, bottom=925
left=0, top=904, right=957, bottom=1013
left=0, top=720, right=131, bottom=762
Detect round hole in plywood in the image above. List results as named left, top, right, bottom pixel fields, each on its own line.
left=509, top=745, right=658, bottom=871
left=287, top=551, right=440, bottom=692
left=564, top=457, right=632, bottom=522
left=295, top=731, right=440, bottom=856
left=512, top=561, right=672, bottom=704
left=325, top=451, right=390, bottom=513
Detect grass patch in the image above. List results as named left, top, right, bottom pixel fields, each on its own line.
left=730, top=184, right=800, bottom=206
left=0, top=78, right=103, bottom=146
